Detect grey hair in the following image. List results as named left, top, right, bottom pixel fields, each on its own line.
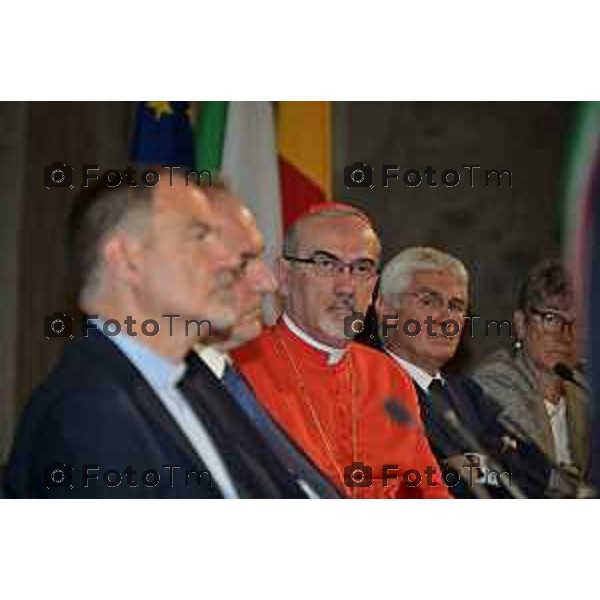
left=379, top=246, right=469, bottom=303
left=282, top=205, right=379, bottom=257
left=70, top=168, right=219, bottom=298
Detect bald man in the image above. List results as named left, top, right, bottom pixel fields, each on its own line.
left=233, top=204, right=451, bottom=499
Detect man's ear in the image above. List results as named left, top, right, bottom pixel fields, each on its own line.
left=514, top=309, right=527, bottom=340
left=276, top=257, right=290, bottom=298
left=102, top=231, right=144, bottom=285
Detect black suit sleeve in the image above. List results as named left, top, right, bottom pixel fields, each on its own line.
left=9, top=389, right=175, bottom=498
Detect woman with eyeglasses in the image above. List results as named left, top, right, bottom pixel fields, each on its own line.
left=472, top=259, right=590, bottom=498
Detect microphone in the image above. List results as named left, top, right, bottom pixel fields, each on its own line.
left=497, top=412, right=591, bottom=497
left=429, top=383, right=527, bottom=499
left=384, top=399, right=414, bottom=427
left=442, top=407, right=527, bottom=499
left=553, top=362, right=590, bottom=393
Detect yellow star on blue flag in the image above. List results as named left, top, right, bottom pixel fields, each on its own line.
left=130, top=101, right=194, bottom=168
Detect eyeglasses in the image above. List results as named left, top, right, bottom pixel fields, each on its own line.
left=400, top=291, right=468, bottom=318
left=283, top=250, right=379, bottom=280
left=528, top=307, right=576, bottom=334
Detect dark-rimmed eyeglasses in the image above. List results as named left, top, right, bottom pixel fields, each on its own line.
left=283, top=250, right=379, bottom=280
left=528, top=306, right=576, bottom=334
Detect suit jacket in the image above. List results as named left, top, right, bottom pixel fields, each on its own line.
left=216, top=361, right=341, bottom=498
left=414, top=374, right=551, bottom=498
left=5, top=327, right=306, bottom=498
left=472, top=348, right=590, bottom=495
left=415, top=375, right=501, bottom=458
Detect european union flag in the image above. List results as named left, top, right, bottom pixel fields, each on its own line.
left=130, top=101, right=194, bottom=169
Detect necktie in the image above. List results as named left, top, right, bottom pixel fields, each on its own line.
left=180, top=352, right=304, bottom=498
left=222, top=364, right=269, bottom=428
left=175, top=358, right=247, bottom=498
left=222, top=363, right=340, bottom=498
left=427, top=378, right=447, bottom=401
left=177, top=354, right=261, bottom=498
left=424, top=378, right=465, bottom=458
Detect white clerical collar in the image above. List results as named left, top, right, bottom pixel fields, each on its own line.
left=282, top=313, right=346, bottom=365
left=385, top=350, right=443, bottom=392
left=194, top=344, right=231, bottom=380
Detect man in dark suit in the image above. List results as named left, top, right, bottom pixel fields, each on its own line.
left=6, top=173, right=306, bottom=498
left=195, top=186, right=341, bottom=498
left=375, top=246, right=549, bottom=498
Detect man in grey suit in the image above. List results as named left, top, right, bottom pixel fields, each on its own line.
left=472, top=259, right=590, bottom=498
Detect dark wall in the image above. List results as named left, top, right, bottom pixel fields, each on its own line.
left=15, top=102, right=134, bottom=412
left=0, top=101, right=573, bottom=460
left=334, top=101, right=573, bottom=361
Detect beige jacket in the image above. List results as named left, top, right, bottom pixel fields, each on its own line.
left=471, top=348, right=589, bottom=484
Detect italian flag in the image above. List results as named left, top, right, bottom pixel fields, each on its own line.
left=195, top=101, right=332, bottom=320
left=277, top=101, right=333, bottom=227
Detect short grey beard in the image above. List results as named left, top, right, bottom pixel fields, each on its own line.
left=318, top=313, right=350, bottom=344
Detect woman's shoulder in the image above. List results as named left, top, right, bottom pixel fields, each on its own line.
left=470, top=347, right=535, bottom=393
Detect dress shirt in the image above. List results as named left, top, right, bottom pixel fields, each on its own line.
left=197, top=345, right=230, bottom=379
left=94, top=319, right=238, bottom=498
left=385, top=351, right=443, bottom=392
left=544, top=396, right=574, bottom=466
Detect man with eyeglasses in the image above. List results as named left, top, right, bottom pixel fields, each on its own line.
left=473, top=259, right=590, bottom=498
left=376, top=247, right=545, bottom=498
left=233, top=204, right=450, bottom=498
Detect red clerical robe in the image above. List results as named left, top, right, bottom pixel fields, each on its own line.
left=233, top=319, right=451, bottom=499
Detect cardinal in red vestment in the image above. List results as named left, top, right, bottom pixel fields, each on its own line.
left=233, top=203, right=451, bottom=499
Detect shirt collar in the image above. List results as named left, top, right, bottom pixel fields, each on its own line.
left=544, top=395, right=566, bottom=417
left=94, top=317, right=186, bottom=389
left=385, top=350, right=443, bottom=392
left=282, top=313, right=346, bottom=366
left=195, top=344, right=231, bottom=380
